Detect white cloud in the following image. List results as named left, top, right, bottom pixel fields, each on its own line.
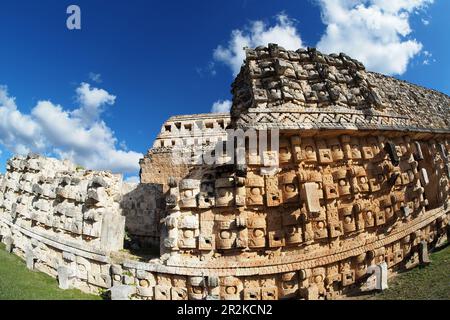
left=211, top=100, right=232, bottom=113
left=214, top=13, right=304, bottom=75
left=0, top=84, right=142, bottom=175
left=196, top=62, right=217, bottom=77
left=89, top=72, right=102, bottom=83
left=72, top=82, right=116, bottom=124
left=316, top=0, right=433, bottom=75
left=214, top=2, right=433, bottom=77
left=422, top=50, right=435, bottom=65
left=0, top=86, right=45, bottom=155
left=370, top=0, right=432, bottom=13
left=421, top=18, right=430, bottom=25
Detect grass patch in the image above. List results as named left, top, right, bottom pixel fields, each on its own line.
left=0, top=243, right=101, bottom=300
left=373, top=244, right=450, bottom=300
left=1, top=242, right=448, bottom=300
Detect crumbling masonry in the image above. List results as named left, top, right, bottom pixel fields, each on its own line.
left=1, top=45, right=449, bottom=300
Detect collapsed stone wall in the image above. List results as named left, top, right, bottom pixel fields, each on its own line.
left=0, top=154, right=126, bottom=252
left=0, top=154, right=162, bottom=294
left=0, top=154, right=125, bottom=292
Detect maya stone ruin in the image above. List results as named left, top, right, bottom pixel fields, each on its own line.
left=0, top=44, right=449, bottom=300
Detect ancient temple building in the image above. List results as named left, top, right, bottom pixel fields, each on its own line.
left=140, top=113, right=230, bottom=191
left=0, top=45, right=449, bottom=300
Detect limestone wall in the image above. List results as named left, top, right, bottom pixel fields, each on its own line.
left=157, top=131, right=449, bottom=300
left=0, top=154, right=126, bottom=251
left=0, top=154, right=161, bottom=294
left=161, top=133, right=450, bottom=258
left=140, top=113, right=230, bottom=192
left=121, top=45, right=445, bottom=300
left=121, top=182, right=163, bottom=248
left=140, top=150, right=191, bottom=193
left=0, top=140, right=448, bottom=300
left=152, top=113, right=230, bottom=149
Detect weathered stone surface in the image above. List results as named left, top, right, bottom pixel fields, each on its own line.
left=26, top=248, right=35, bottom=270
left=361, top=262, right=388, bottom=292
left=3, top=236, right=13, bottom=253
left=419, top=241, right=431, bottom=265
left=0, top=154, right=136, bottom=295
left=141, top=45, right=449, bottom=300
left=110, top=284, right=136, bottom=300
left=230, top=45, right=450, bottom=132
left=57, top=266, right=75, bottom=290
left=121, top=183, right=163, bottom=248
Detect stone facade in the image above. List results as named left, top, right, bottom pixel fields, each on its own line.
left=151, top=113, right=230, bottom=149
left=0, top=154, right=125, bottom=292
left=231, top=45, right=449, bottom=132
left=121, top=183, right=163, bottom=248
left=0, top=154, right=162, bottom=294
left=155, top=45, right=449, bottom=300
left=0, top=45, right=449, bottom=300
left=140, top=113, right=230, bottom=191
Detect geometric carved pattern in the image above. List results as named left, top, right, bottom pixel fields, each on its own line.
left=237, top=107, right=412, bottom=131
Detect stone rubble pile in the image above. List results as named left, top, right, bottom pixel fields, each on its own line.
left=0, top=154, right=167, bottom=295
left=0, top=154, right=125, bottom=253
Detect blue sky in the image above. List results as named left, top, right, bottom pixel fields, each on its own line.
left=0, top=0, right=448, bottom=180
